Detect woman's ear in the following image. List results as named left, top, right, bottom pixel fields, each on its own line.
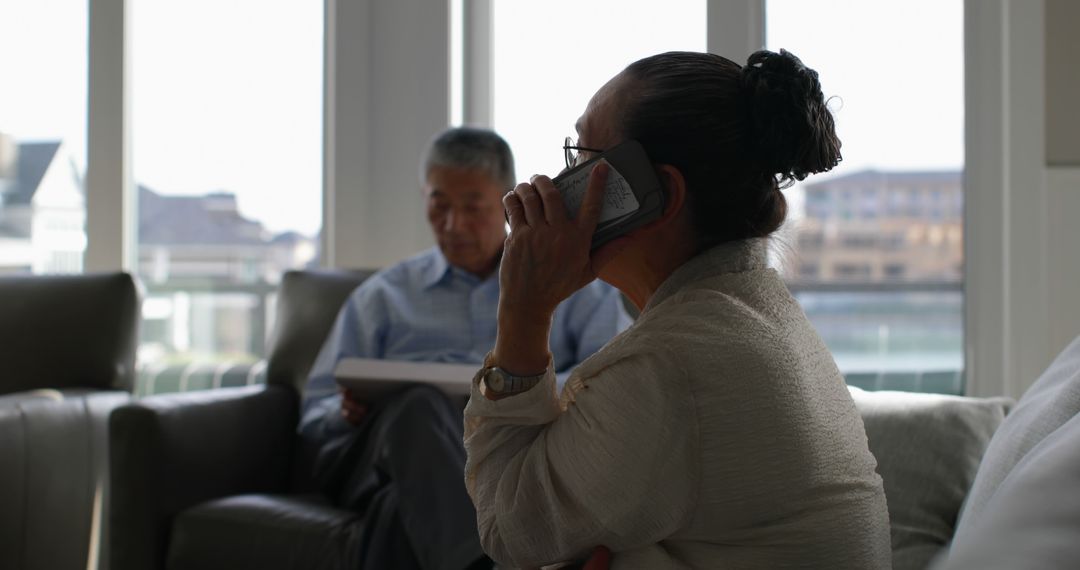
left=637, top=164, right=687, bottom=232
left=657, top=164, right=687, bottom=219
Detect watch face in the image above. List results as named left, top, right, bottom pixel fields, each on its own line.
left=485, top=368, right=506, bottom=392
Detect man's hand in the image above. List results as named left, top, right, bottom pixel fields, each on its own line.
left=340, top=387, right=368, bottom=425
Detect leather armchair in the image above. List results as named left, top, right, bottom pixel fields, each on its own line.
left=109, top=269, right=373, bottom=570
left=0, top=272, right=140, bottom=570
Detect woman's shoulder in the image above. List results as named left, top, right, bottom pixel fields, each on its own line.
left=642, top=270, right=795, bottom=339
left=614, top=270, right=830, bottom=384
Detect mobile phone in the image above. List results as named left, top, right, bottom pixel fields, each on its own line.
left=552, top=139, right=665, bottom=249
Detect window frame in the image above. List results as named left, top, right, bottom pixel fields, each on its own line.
left=82, top=0, right=1050, bottom=399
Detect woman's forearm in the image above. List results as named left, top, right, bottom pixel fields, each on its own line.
left=492, top=304, right=553, bottom=376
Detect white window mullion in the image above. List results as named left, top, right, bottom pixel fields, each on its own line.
left=85, top=0, right=133, bottom=272
left=707, top=0, right=765, bottom=60
left=463, top=0, right=494, bottom=128
left=964, top=0, right=1048, bottom=399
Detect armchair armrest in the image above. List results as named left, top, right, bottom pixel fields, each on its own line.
left=109, top=385, right=297, bottom=570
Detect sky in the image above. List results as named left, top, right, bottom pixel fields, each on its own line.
left=0, top=0, right=88, bottom=170
left=494, top=0, right=964, bottom=188
left=765, top=0, right=965, bottom=174
left=0, top=0, right=323, bottom=236
left=1, top=0, right=962, bottom=238
left=491, top=0, right=709, bottom=180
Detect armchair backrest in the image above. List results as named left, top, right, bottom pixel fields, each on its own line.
left=265, top=269, right=374, bottom=395
left=0, top=272, right=140, bottom=395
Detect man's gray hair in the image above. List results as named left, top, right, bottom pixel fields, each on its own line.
left=420, top=127, right=516, bottom=191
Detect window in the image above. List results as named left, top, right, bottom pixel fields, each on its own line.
left=799, top=264, right=820, bottom=279
left=805, top=190, right=832, bottom=220
left=883, top=232, right=907, bottom=250
left=132, top=1, right=323, bottom=389
left=769, top=0, right=964, bottom=392
left=840, top=235, right=878, bottom=249
left=798, top=232, right=825, bottom=249
left=491, top=0, right=706, bottom=181
left=0, top=1, right=87, bottom=275
left=834, top=263, right=873, bottom=279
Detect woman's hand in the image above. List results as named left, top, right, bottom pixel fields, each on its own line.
left=492, top=163, right=620, bottom=376
left=501, top=164, right=610, bottom=314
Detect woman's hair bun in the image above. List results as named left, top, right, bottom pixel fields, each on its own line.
left=741, top=49, right=842, bottom=186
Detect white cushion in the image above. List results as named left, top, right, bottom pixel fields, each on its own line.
left=934, top=334, right=1080, bottom=569
left=934, top=414, right=1080, bottom=568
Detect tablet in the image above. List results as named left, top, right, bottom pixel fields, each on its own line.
left=334, top=358, right=477, bottom=401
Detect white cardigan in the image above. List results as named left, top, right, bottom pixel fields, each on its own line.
left=464, top=239, right=892, bottom=569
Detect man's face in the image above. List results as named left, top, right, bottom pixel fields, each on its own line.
left=424, top=165, right=508, bottom=277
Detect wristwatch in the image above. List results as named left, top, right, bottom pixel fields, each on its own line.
left=479, top=366, right=546, bottom=395
left=477, top=353, right=547, bottom=395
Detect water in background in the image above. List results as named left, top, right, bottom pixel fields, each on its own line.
left=796, top=290, right=964, bottom=392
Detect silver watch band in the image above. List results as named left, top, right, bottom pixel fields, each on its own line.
left=481, top=366, right=545, bottom=395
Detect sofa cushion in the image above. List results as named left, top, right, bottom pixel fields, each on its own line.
left=167, top=494, right=365, bottom=570
left=934, top=335, right=1080, bottom=569
left=0, top=390, right=129, bottom=570
left=849, top=387, right=1012, bottom=570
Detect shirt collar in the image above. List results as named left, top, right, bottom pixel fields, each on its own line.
left=422, top=246, right=501, bottom=289
left=422, top=247, right=453, bottom=289
left=643, top=238, right=771, bottom=313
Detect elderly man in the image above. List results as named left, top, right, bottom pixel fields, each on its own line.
left=300, top=127, right=630, bottom=570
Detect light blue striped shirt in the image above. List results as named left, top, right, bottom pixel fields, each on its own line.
left=300, top=246, right=632, bottom=436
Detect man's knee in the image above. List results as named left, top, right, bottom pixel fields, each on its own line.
left=389, top=384, right=455, bottom=425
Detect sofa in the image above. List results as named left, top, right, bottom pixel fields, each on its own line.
left=109, top=269, right=374, bottom=570
left=0, top=272, right=140, bottom=570
left=107, top=267, right=1079, bottom=569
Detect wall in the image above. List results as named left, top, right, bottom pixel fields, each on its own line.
left=1046, top=0, right=1080, bottom=166
left=1045, top=168, right=1080, bottom=358
left=323, top=0, right=449, bottom=270
left=1044, top=0, right=1080, bottom=363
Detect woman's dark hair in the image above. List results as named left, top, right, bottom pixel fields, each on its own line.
left=622, top=49, right=841, bottom=246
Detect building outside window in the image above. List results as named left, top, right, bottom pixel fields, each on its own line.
left=131, top=1, right=323, bottom=393
left=770, top=0, right=965, bottom=392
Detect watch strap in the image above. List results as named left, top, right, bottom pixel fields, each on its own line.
left=478, top=351, right=549, bottom=395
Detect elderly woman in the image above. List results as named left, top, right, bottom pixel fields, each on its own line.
left=464, top=50, right=891, bottom=569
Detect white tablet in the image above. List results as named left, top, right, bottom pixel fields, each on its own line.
left=334, top=358, right=477, bottom=401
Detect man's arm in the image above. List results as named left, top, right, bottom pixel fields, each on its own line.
left=299, top=284, right=387, bottom=438
left=553, top=281, right=633, bottom=373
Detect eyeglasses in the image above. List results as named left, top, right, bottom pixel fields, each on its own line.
left=564, top=136, right=604, bottom=170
